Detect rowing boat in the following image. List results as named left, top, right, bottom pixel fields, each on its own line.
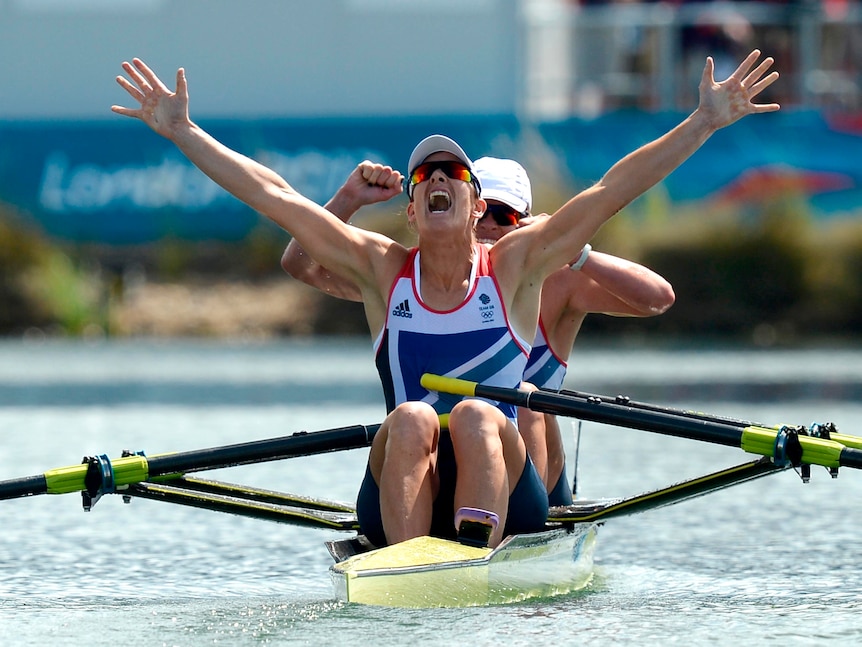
left=2, top=378, right=860, bottom=608
left=327, top=525, right=597, bottom=608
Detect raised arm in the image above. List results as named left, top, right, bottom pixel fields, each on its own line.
left=111, top=59, right=395, bottom=301
left=281, top=162, right=403, bottom=302
left=507, top=50, right=780, bottom=284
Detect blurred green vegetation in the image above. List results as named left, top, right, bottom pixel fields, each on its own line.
left=0, top=205, right=104, bottom=336
left=1, top=194, right=861, bottom=344
left=582, top=192, right=862, bottom=345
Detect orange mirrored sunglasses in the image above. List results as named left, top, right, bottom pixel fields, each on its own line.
left=407, top=161, right=475, bottom=198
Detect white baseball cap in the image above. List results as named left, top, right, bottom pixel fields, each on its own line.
left=473, top=157, right=532, bottom=214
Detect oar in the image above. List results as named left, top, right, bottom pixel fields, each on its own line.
left=420, top=374, right=862, bottom=472
left=559, top=387, right=769, bottom=428
left=0, top=423, right=379, bottom=503
left=557, top=386, right=862, bottom=456
left=154, top=475, right=356, bottom=513
left=124, top=481, right=359, bottom=531
left=548, top=457, right=787, bottom=524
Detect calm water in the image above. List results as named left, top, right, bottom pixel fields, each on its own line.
left=2, top=338, right=862, bottom=646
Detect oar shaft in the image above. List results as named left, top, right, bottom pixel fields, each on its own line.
left=840, top=447, right=862, bottom=470
left=558, top=388, right=762, bottom=429
left=0, top=474, right=48, bottom=500
left=526, top=390, right=745, bottom=447
left=146, top=424, right=380, bottom=477
left=0, top=423, right=380, bottom=501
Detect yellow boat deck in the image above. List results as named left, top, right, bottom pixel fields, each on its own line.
left=329, top=524, right=597, bottom=608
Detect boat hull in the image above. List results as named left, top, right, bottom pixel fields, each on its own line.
left=328, top=523, right=597, bottom=608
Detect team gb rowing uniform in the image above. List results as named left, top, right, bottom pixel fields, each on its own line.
left=355, top=244, right=549, bottom=546
left=523, top=319, right=574, bottom=507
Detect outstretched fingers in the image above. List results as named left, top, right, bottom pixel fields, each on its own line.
left=728, top=49, right=763, bottom=83
left=113, top=73, right=143, bottom=101
left=702, top=49, right=781, bottom=124
left=111, top=78, right=143, bottom=118
left=111, top=57, right=193, bottom=132
left=741, top=55, right=780, bottom=112
left=746, top=70, right=780, bottom=102
left=120, top=60, right=153, bottom=94
left=743, top=56, right=775, bottom=88
left=111, top=60, right=158, bottom=118
left=130, top=57, right=172, bottom=94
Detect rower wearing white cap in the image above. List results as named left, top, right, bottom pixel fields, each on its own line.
left=471, top=157, right=675, bottom=506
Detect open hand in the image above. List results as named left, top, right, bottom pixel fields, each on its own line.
left=111, top=58, right=190, bottom=139
left=698, top=49, right=780, bottom=130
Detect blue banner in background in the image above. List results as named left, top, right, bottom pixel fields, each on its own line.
left=0, top=112, right=859, bottom=244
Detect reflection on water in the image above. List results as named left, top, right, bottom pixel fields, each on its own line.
left=2, top=339, right=862, bottom=645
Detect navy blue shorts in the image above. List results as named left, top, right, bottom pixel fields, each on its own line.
left=356, top=428, right=549, bottom=547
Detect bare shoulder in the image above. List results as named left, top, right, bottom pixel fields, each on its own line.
left=375, top=235, right=412, bottom=276
left=488, top=228, right=532, bottom=279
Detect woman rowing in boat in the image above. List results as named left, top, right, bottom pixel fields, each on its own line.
left=112, top=50, right=779, bottom=548
left=281, top=156, right=676, bottom=507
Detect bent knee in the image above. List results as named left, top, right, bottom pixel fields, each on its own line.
left=450, top=398, right=497, bottom=419
left=385, top=401, right=439, bottom=445
left=449, top=399, right=501, bottom=430
left=449, top=399, right=508, bottom=444
left=391, top=400, right=438, bottom=420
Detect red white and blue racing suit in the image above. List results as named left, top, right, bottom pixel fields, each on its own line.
left=356, top=244, right=549, bottom=546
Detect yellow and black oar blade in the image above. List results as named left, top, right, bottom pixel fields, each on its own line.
left=421, top=374, right=862, bottom=472
left=0, top=423, right=379, bottom=502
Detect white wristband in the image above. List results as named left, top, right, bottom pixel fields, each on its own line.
left=569, top=244, right=591, bottom=271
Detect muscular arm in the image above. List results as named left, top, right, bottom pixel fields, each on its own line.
left=573, top=251, right=675, bottom=316
left=281, top=162, right=403, bottom=303
left=515, top=216, right=674, bottom=316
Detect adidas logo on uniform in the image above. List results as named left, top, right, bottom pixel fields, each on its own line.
left=391, top=299, right=413, bottom=318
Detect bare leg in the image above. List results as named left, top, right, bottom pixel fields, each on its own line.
left=516, top=382, right=549, bottom=489
left=371, top=401, right=440, bottom=545
left=544, top=414, right=566, bottom=493
left=448, top=399, right=527, bottom=547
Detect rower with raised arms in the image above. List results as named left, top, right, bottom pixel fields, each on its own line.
left=111, top=50, right=780, bottom=548
left=281, top=155, right=676, bottom=507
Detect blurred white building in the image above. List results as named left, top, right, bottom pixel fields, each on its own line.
left=0, top=0, right=858, bottom=122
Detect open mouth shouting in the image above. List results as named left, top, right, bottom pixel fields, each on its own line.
left=428, top=190, right=451, bottom=213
